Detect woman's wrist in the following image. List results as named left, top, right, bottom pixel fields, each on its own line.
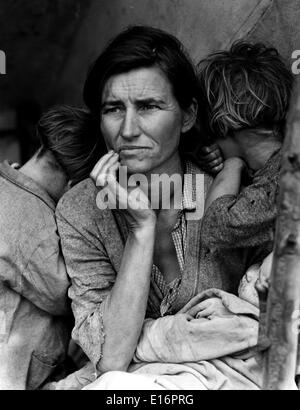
left=131, top=217, right=157, bottom=237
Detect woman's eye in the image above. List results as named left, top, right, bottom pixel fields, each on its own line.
left=102, top=107, right=122, bottom=114
left=140, top=104, right=159, bottom=111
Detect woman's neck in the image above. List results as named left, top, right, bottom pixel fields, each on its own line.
left=142, top=151, right=183, bottom=211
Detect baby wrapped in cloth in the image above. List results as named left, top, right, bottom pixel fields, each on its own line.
left=85, top=259, right=268, bottom=390
left=48, top=253, right=297, bottom=390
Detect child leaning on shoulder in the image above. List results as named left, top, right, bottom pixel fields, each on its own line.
left=197, top=41, right=293, bottom=255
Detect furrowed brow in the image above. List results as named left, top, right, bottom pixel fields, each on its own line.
left=101, top=100, right=123, bottom=108
left=135, top=97, right=165, bottom=104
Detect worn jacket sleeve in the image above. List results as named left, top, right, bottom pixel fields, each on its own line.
left=1, top=226, right=70, bottom=317
left=201, top=175, right=278, bottom=249
left=23, top=229, right=70, bottom=316
left=56, top=206, right=116, bottom=367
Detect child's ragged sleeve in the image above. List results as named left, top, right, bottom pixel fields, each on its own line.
left=201, top=175, right=278, bottom=249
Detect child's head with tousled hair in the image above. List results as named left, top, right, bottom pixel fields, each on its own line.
left=36, top=105, right=104, bottom=186
left=198, top=41, right=293, bottom=143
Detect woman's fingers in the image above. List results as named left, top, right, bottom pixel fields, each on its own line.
left=91, top=150, right=115, bottom=174
left=91, top=151, right=119, bottom=187
left=91, top=151, right=155, bottom=223
left=90, top=150, right=115, bottom=182
left=100, top=153, right=119, bottom=184
left=107, top=160, right=120, bottom=179
left=186, top=300, right=209, bottom=317
left=196, top=307, right=212, bottom=318
left=103, top=152, right=119, bottom=173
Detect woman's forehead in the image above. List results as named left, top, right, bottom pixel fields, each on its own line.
left=101, top=67, right=174, bottom=103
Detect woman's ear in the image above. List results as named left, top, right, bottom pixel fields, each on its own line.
left=181, top=98, right=198, bottom=133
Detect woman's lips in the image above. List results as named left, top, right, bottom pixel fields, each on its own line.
left=118, top=146, right=151, bottom=155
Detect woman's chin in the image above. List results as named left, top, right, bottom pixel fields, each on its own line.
left=120, top=158, right=153, bottom=174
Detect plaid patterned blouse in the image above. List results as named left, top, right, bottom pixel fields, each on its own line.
left=151, top=161, right=198, bottom=316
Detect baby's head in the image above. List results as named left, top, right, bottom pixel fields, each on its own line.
left=238, top=263, right=260, bottom=306
left=238, top=252, right=274, bottom=306
left=198, top=41, right=293, bottom=156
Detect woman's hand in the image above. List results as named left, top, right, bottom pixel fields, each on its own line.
left=187, top=297, right=232, bottom=318
left=90, top=151, right=157, bottom=230
left=196, top=144, right=224, bottom=175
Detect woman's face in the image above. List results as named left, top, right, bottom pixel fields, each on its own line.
left=100, top=66, right=195, bottom=174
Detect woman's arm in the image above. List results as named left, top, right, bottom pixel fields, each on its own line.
left=89, top=152, right=157, bottom=373
left=99, top=223, right=155, bottom=373
left=56, top=192, right=156, bottom=374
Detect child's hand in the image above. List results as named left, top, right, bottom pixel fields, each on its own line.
left=196, top=144, right=224, bottom=174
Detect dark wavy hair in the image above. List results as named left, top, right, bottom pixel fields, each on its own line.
left=83, top=25, right=204, bottom=153
left=37, top=105, right=102, bottom=185
left=197, top=41, right=294, bottom=139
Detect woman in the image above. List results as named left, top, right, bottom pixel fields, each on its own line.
left=55, top=26, right=266, bottom=390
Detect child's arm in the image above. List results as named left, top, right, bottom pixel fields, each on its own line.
left=201, top=157, right=279, bottom=249
left=205, top=157, right=245, bottom=212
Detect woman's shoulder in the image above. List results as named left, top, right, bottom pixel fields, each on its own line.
left=57, top=178, right=97, bottom=212
left=56, top=177, right=113, bottom=226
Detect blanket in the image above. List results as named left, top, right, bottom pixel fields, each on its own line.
left=84, top=288, right=263, bottom=390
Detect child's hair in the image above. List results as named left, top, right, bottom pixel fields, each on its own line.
left=197, top=41, right=294, bottom=139
left=36, top=105, right=103, bottom=185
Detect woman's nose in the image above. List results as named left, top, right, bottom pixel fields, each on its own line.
left=120, top=109, right=140, bottom=140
